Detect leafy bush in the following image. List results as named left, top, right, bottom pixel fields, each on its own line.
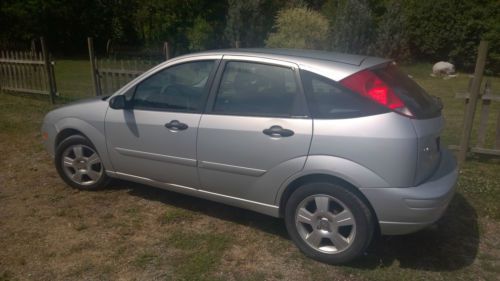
left=224, top=0, right=271, bottom=48
left=405, top=0, right=499, bottom=73
left=324, top=0, right=374, bottom=54
left=265, top=7, right=329, bottom=49
left=186, top=17, right=214, bottom=51
left=371, top=0, right=411, bottom=61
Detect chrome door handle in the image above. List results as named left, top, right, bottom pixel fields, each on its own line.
left=165, top=120, right=188, bottom=131
left=263, top=125, right=294, bottom=137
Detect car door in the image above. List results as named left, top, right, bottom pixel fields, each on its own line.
left=197, top=56, right=313, bottom=205
left=105, top=57, right=220, bottom=188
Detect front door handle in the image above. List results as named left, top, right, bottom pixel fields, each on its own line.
left=165, top=120, right=188, bottom=131
left=263, top=125, right=294, bottom=137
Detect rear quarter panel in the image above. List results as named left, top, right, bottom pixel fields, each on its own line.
left=309, top=112, right=417, bottom=188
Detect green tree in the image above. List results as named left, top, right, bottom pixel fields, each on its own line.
left=324, top=0, right=374, bottom=54
left=371, top=0, right=410, bottom=61
left=134, top=0, right=225, bottom=55
left=0, top=0, right=112, bottom=53
left=108, top=0, right=140, bottom=43
left=224, top=0, right=281, bottom=48
left=186, top=17, right=214, bottom=51
left=225, top=0, right=260, bottom=47
left=265, top=7, right=329, bottom=49
left=405, top=0, right=499, bottom=72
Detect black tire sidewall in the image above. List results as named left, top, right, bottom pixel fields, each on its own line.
left=284, top=182, right=374, bottom=264
left=55, top=135, right=110, bottom=190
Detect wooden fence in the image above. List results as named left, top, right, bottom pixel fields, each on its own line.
left=0, top=38, right=57, bottom=103
left=451, top=78, right=500, bottom=157
left=96, top=58, right=158, bottom=95
left=88, top=37, right=165, bottom=96
left=105, top=39, right=170, bottom=61
left=448, top=40, right=500, bottom=162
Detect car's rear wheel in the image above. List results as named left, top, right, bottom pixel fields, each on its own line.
left=55, top=135, right=110, bottom=190
left=284, top=182, right=374, bottom=264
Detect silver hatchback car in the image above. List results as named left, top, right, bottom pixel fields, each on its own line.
left=42, top=49, right=458, bottom=264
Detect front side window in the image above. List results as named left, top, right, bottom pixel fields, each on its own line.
left=213, top=61, right=300, bottom=117
left=133, top=60, right=215, bottom=112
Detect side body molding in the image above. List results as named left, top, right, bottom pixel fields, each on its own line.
left=115, top=147, right=197, bottom=167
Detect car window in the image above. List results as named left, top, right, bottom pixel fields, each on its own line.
left=301, top=70, right=388, bottom=119
left=213, top=61, right=300, bottom=117
left=373, top=64, right=441, bottom=118
left=133, top=60, right=215, bottom=112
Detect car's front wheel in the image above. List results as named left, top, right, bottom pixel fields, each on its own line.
left=284, top=182, right=374, bottom=264
left=55, top=135, right=110, bottom=190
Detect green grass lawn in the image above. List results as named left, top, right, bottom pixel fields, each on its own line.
left=0, top=60, right=499, bottom=280
left=54, top=60, right=94, bottom=99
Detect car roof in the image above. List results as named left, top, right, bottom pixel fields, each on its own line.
left=193, top=48, right=389, bottom=66
left=168, top=48, right=391, bottom=81
left=219, top=48, right=366, bottom=66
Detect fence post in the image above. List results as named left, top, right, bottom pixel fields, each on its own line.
left=458, top=40, right=489, bottom=164
left=88, top=37, right=101, bottom=96
left=496, top=110, right=500, bottom=149
left=476, top=80, right=491, bottom=147
left=164, top=42, right=170, bottom=61
left=40, top=37, right=56, bottom=104
left=30, top=39, right=37, bottom=54
left=106, top=39, right=112, bottom=56
left=49, top=56, right=58, bottom=96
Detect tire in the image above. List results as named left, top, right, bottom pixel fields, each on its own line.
left=55, top=134, right=111, bottom=190
left=284, top=182, right=374, bottom=264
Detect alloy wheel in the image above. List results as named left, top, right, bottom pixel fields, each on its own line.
left=295, top=194, right=357, bottom=254
left=61, top=144, right=103, bottom=186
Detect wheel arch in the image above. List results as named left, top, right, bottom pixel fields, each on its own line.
left=55, top=128, right=88, bottom=149
left=53, top=118, right=113, bottom=172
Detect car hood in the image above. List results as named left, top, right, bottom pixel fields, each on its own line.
left=43, top=96, right=110, bottom=126
left=65, top=95, right=109, bottom=106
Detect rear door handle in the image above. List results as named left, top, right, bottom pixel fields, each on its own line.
left=165, top=120, right=188, bottom=131
left=263, top=125, right=294, bottom=137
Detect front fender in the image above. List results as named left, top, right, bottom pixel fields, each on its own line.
left=54, top=118, right=113, bottom=172
left=274, top=155, right=390, bottom=205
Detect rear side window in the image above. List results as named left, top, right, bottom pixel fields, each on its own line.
left=300, top=70, right=388, bottom=119
left=374, top=64, right=441, bottom=119
left=213, top=61, right=301, bottom=117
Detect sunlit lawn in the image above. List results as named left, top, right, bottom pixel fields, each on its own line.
left=0, top=60, right=498, bottom=280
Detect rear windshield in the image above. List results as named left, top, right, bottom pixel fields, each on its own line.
left=374, top=63, right=441, bottom=119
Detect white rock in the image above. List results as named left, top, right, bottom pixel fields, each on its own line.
left=432, top=61, right=455, bottom=75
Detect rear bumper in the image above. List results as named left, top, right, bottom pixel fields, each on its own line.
left=360, top=148, right=458, bottom=235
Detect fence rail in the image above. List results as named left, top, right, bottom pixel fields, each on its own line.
left=88, top=37, right=162, bottom=96
left=97, top=58, right=158, bottom=95
left=0, top=37, right=57, bottom=103
left=451, top=78, right=500, bottom=157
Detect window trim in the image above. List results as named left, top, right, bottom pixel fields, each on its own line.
left=127, top=59, right=221, bottom=113
left=204, top=57, right=310, bottom=119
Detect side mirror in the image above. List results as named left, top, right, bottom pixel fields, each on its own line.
left=109, top=95, right=128, bottom=110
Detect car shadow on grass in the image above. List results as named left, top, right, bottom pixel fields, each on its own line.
left=110, top=181, right=478, bottom=272
left=110, top=180, right=289, bottom=239
left=351, top=192, right=479, bottom=272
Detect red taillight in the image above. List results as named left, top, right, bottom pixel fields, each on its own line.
left=340, top=69, right=411, bottom=115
